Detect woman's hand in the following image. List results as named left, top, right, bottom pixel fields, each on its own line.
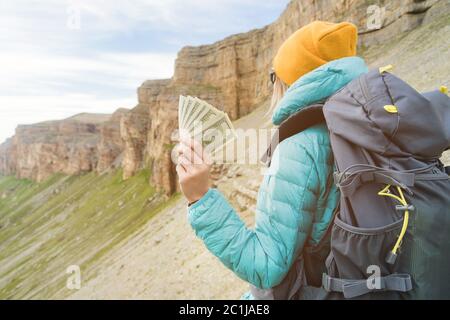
left=176, top=134, right=212, bottom=204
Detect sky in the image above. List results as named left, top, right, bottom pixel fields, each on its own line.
left=0, top=0, right=290, bottom=144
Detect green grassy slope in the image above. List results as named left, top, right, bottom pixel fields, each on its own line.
left=0, top=170, right=179, bottom=299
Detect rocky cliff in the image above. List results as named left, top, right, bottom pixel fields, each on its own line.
left=0, top=0, right=445, bottom=194
left=0, top=138, right=16, bottom=177
left=97, top=109, right=129, bottom=173
left=0, top=112, right=127, bottom=182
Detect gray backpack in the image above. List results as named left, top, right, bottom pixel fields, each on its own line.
left=258, top=67, right=450, bottom=300
left=320, top=68, right=450, bottom=299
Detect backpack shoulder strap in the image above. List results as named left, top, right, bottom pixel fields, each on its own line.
left=261, top=104, right=324, bottom=166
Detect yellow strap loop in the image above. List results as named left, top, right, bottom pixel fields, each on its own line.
left=379, top=64, right=394, bottom=74
left=440, top=86, right=448, bottom=95
left=378, top=185, right=410, bottom=255
left=384, top=105, right=398, bottom=114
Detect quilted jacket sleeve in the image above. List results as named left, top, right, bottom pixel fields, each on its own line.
left=188, top=134, right=321, bottom=289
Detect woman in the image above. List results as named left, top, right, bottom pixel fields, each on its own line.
left=176, top=21, right=369, bottom=299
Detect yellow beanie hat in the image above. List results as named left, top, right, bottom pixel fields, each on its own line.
left=273, top=21, right=358, bottom=85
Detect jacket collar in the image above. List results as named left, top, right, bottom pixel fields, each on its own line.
left=272, top=56, right=368, bottom=125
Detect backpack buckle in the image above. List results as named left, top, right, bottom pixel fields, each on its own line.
left=333, top=172, right=344, bottom=186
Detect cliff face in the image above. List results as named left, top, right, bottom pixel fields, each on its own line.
left=13, top=119, right=100, bottom=181
left=173, top=0, right=440, bottom=119
left=0, top=138, right=16, bottom=176
left=0, top=0, right=443, bottom=193
left=0, top=113, right=127, bottom=182
left=97, top=109, right=129, bottom=173
left=120, top=103, right=150, bottom=180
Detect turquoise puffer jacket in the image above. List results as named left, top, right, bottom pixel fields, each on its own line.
left=188, top=57, right=368, bottom=293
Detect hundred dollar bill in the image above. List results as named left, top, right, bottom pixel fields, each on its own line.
left=178, top=96, right=236, bottom=159
left=200, top=108, right=233, bottom=134
left=179, top=95, right=189, bottom=129
left=181, top=96, right=195, bottom=128
left=181, top=96, right=196, bottom=129
left=178, top=95, right=185, bottom=129
left=184, top=97, right=219, bottom=132
left=186, top=103, right=224, bottom=134
left=192, top=112, right=236, bottom=154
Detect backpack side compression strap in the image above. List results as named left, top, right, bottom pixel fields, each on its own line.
left=322, top=273, right=412, bottom=299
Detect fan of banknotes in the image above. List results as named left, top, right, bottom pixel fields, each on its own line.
left=178, top=95, right=237, bottom=158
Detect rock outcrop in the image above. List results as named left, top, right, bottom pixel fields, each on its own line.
left=173, top=0, right=441, bottom=117
left=0, top=138, right=16, bottom=176
left=136, top=80, right=224, bottom=193
left=97, top=109, right=129, bottom=173
left=0, top=0, right=445, bottom=194
left=120, top=103, right=150, bottom=180
left=0, top=113, right=127, bottom=182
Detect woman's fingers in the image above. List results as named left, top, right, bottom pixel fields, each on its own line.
left=178, top=143, right=203, bottom=164
left=178, top=154, right=192, bottom=170
left=176, top=135, right=212, bottom=203
left=203, top=149, right=213, bottom=166
left=175, top=163, right=186, bottom=178
left=179, top=134, right=213, bottom=167
left=180, top=134, right=204, bottom=161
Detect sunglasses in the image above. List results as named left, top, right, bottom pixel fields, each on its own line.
left=270, top=69, right=276, bottom=85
